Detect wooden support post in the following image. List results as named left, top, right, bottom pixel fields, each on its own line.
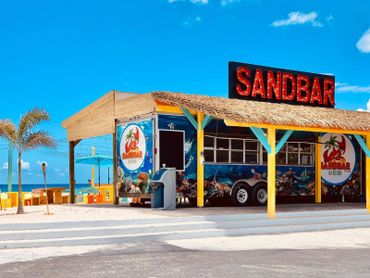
left=197, top=112, right=204, bottom=208
left=366, top=135, right=370, bottom=213
left=315, top=136, right=322, bottom=204
left=113, top=130, right=119, bottom=205
left=267, top=128, right=276, bottom=219
left=69, top=140, right=80, bottom=204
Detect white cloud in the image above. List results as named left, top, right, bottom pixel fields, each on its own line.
left=183, top=16, right=202, bottom=27
left=357, top=99, right=370, bottom=112
left=17, top=159, right=30, bottom=170
left=221, top=0, right=238, bottom=5
left=58, top=172, right=65, bottom=177
left=326, top=14, right=334, bottom=23
left=271, top=11, right=323, bottom=28
left=356, top=28, right=370, bottom=53
left=3, top=162, right=8, bottom=170
left=168, top=0, right=208, bottom=4
left=37, top=160, right=48, bottom=167
left=335, top=82, right=347, bottom=87
left=336, top=82, right=370, bottom=94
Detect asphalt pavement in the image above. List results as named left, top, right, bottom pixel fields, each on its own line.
left=1, top=242, right=370, bottom=278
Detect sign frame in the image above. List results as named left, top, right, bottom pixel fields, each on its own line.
left=228, top=61, right=335, bottom=108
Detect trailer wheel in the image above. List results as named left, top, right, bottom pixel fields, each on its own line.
left=231, top=183, right=250, bottom=206
left=252, top=183, right=267, bottom=206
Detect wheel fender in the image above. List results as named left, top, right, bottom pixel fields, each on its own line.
left=254, top=181, right=268, bottom=189
left=230, top=180, right=251, bottom=196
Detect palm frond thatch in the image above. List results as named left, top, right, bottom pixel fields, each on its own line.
left=18, top=108, right=49, bottom=138
left=151, top=91, right=370, bottom=132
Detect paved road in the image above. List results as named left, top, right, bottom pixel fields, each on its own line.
left=1, top=242, right=370, bottom=278
left=2, top=209, right=370, bottom=277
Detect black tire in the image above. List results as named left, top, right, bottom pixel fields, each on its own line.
left=252, top=183, right=268, bottom=206
left=231, top=183, right=250, bottom=206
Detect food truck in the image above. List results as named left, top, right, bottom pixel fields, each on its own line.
left=63, top=61, right=370, bottom=217
left=115, top=62, right=366, bottom=207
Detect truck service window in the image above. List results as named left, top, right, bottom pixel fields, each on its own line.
left=159, top=130, right=184, bottom=170
left=204, top=135, right=259, bottom=164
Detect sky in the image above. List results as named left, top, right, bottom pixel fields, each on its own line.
left=0, top=0, right=369, bottom=184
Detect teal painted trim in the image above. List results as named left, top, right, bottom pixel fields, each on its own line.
left=250, top=127, right=272, bottom=154
left=7, top=142, right=13, bottom=192
left=275, top=130, right=293, bottom=154
left=354, top=135, right=370, bottom=158
left=202, top=115, right=213, bottom=129
left=180, top=106, right=198, bottom=130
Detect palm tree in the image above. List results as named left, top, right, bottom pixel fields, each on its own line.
left=0, top=108, right=56, bottom=214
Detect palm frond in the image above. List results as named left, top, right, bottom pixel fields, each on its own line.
left=23, top=131, right=56, bottom=151
left=0, top=120, right=17, bottom=143
left=18, top=108, right=50, bottom=139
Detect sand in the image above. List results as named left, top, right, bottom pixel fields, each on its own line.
left=0, top=204, right=168, bottom=224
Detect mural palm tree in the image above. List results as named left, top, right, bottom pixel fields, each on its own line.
left=0, top=108, right=56, bottom=214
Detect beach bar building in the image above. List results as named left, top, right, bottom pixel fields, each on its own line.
left=62, top=62, right=370, bottom=218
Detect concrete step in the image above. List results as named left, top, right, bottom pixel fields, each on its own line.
left=1, top=213, right=370, bottom=241
left=2, top=219, right=370, bottom=249
left=2, top=208, right=368, bottom=231
left=1, top=209, right=370, bottom=249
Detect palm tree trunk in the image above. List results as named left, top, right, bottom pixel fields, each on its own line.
left=17, top=152, right=24, bottom=214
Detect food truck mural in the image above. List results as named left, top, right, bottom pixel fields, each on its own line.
left=117, top=120, right=154, bottom=195
left=320, top=133, right=361, bottom=198
left=117, top=115, right=362, bottom=205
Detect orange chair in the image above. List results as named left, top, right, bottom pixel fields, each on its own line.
left=96, top=194, right=104, bottom=204
left=87, top=195, right=95, bottom=204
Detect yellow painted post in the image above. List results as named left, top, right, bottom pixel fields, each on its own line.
left=91, top=146, right=95, bottom=187
left=267, top=128, right=276, bottom=219
left=197, top=112, right=204, bottom=207
left=315, top=136, right=322, bottom=203
left=366, top=135, right=370, bottom=213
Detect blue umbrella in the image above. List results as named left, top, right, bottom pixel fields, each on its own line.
left=75, top=154, right=113, bottom=186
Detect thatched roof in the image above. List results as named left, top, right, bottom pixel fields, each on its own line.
left=152, top=91, right=370, bottom=132
left=62, top=91, right=156, bottom=141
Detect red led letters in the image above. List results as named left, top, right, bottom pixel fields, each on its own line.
left=234, top=66, right=335, bottom=107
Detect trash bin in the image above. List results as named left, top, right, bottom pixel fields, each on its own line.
left=151, top=182, right=164, bottom=208
left=149, top=168, right=176, bottom=210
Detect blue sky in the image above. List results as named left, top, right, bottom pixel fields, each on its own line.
left=0, top=0, right=369, bottom=184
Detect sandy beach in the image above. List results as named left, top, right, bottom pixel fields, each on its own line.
left=0, top=204, right=169, bottom=224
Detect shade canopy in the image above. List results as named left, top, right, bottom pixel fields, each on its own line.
left=75, top=154, right=113, bottom=186
left=75, top=154, right=113, bottom=166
